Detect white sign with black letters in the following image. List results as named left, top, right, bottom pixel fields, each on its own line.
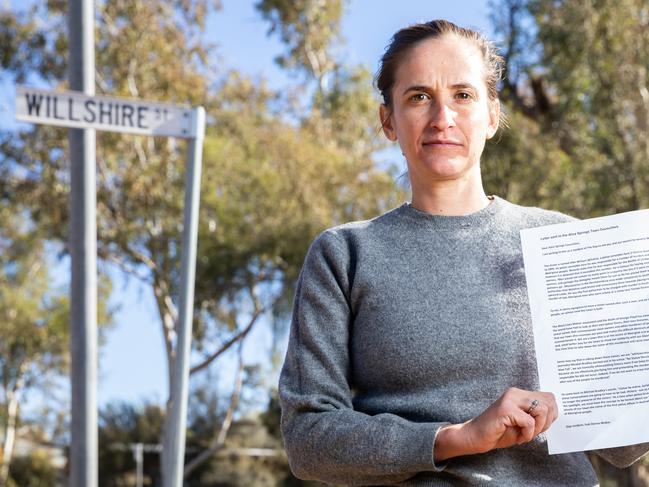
left=15, top=86, right=195, bottom=138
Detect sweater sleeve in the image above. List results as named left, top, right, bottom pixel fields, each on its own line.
left=279, top=230, right=448, bottom=485
left=593, top=443, right=649, bottom=468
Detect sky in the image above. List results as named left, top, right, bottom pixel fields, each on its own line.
left=2, top=0, right=493, bottom=409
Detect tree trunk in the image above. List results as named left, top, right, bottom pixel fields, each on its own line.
left=151, top=281, right=176, bottom=487
left=152, top=280, right=177, bottom=391
left=0, top=381, right=23, bottom=487
left=161, top=369, right=175, bottom=487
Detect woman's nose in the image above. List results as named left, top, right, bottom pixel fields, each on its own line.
left=429, top=102, right=456, bottom=130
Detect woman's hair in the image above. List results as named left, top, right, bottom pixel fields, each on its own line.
left=375, top=19, right=504, bottom=108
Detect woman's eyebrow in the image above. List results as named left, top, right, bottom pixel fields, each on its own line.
left=402, top=82, right=478, bottom=96
left=451, top=82, right=478, bottom=91
left=402, top=85, right=431, bottom=95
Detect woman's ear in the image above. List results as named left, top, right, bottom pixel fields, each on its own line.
left=379, top=104, right=397, bottom=141
left=486, top=99, right=500, bottom=139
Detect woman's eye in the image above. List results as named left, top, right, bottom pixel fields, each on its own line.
left=455, top=91, right=473, bottom=101
left=410, top=93, right=429, bottom=102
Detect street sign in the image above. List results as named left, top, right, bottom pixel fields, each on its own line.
left=18, top=2, right=205, bottom=485
left=15, top=86, right=196, bottom=138
left=16, top=80, right=205, bottom=487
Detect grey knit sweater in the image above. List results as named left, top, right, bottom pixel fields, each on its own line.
left=279, top=196, right=648, bottom=486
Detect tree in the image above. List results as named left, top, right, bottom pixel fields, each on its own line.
left=0, top=204, right=112, bottom=485
left=0, top=210, right=66, bottom=486
left=1, top=0, right=400, bottom=483
left=7, top=451, right=60, bottom=487
left=529, top=0, right=649, bottom=215
left=485, top=0, right=649, bottom=218
left=256, top=0, right=344, bottom=96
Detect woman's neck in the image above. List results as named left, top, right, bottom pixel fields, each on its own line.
left=410, top=168, right=490, bottom=216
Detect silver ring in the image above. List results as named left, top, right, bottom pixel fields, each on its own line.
left=526, top=399, right=540, bottom=414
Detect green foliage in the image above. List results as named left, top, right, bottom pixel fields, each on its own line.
left=255, top=0, right=344, bottom=86
left=0, top=3, right=67, bottom=83
left=488, top=0, right=649, bottom=217
left=184, top=415, right=301, bottom=487
left=482, top=104, right=575, bottom=211
left=0, top=203, right=112, bottom=379
left=0, top=211, right=67, bottom=382
left=0, top=201, right=115, bottom=400
left=531, top=0, right=649, bottom=215
left=98, top=402, right=164, bottom=487
left=0, top=203, right=112, bottom=482
left=8, top=451, right=60, bottom=487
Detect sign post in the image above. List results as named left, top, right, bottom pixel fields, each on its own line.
left=165, top=106, right=205, bottom=487
left=68, top=1, right=96, bottom=485
left=16, top=83, right=205, bottom=486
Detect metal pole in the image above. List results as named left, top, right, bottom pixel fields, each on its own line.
left=133, top=443, right=144, bottom=487
left=68, top=1, right=97, bottom=487
left=165, top=107, right=206, bottom=487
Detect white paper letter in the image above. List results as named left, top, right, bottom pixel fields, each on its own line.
left=521, top=209, right=649, bottom=454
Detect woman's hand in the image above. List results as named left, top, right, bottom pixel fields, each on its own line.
left=434, top=387, right=558, bottom=462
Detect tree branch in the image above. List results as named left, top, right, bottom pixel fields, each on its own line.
left=190, top=308, right=261, bottom=375
left=104, top=254, right=153, bottom=283
left=152, top=280, right=178, bottom=390
left=499, top=0, right=548, bottom=120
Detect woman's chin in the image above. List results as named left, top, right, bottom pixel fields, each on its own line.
left=413, top=159, right=478, bottom=182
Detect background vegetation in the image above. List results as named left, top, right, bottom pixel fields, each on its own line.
left=1, top=0, right=648, bottom=485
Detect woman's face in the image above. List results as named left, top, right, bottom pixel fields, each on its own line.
left=380, top=35, right=499, bottom=185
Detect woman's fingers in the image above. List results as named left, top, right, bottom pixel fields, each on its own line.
left=505, top=408, right=536, bottom=444
left=500, top=388, right=559, bottom=445
left=522, top=391, right=558, bottom=437
left=526, top=401, right=547, bottom=437
left=463, top=388, right=561, bottom=455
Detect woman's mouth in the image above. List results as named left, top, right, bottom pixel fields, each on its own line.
left=422, top=139, right=463, bottom=148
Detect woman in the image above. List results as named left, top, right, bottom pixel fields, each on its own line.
left=279, top=20, right=648, bottom=486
